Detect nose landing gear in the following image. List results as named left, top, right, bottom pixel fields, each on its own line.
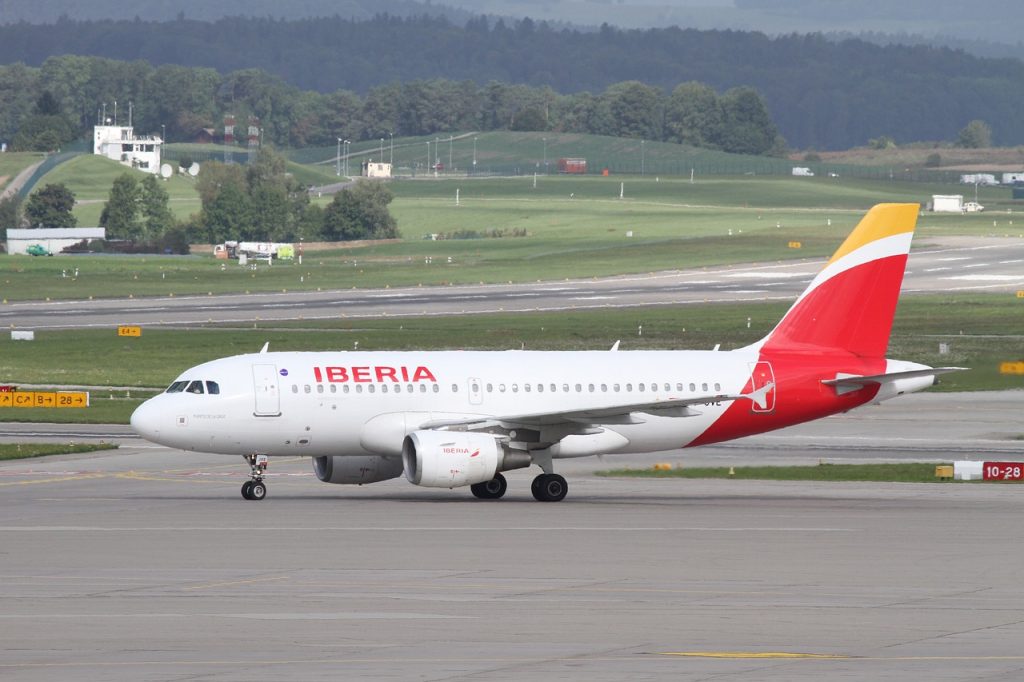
left=241, top=454, right=269, bottom=501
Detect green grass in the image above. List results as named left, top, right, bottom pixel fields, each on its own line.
left=0, top=442, right=119, bottom=460
left=595, top=463, right=954, bottom=483
left=0, top=151, right=45, bottom=191
left=6, top=172, right=1014, bottom=303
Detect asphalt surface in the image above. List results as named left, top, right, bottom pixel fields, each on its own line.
left=2, top=392, right=1023, bottom=680
left=3, top=237, right=1023, bottom=330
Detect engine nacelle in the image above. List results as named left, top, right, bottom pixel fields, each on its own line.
left=402, top=430, right=503, bottom=488
left=312, top=455, right=404, bottom=485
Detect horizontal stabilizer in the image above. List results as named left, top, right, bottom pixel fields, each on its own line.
left=822, top=367, right=966, bottom=395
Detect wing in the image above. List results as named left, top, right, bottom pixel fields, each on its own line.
left=418, top=383, right=774, bottom=430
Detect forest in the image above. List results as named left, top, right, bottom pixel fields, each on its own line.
left=2, top=59, right=782, bottom=157
left=1, top=14, right=1023, bottom=149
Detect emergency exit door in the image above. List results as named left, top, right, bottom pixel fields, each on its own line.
left=252, top=364, right=281, bottom=416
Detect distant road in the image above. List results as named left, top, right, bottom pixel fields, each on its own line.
left=1, top=237, right=1022, bottom=330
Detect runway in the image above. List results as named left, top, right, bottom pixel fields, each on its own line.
left=2, top=392, right=1023, bottom=680
left=2, top=237, right=1023, bottom=330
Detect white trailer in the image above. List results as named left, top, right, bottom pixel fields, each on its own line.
left=931, top=195, right=964, bottom=213
left=791, top=167, right=815, bottom=177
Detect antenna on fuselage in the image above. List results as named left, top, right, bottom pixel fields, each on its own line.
left=259, top=342, right=270, bottom=354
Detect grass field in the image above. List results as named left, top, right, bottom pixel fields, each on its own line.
left=0, top=442, right=118, bottom=460
left=0, top=294, right=1019, bottom=425
left=0, top=151, right=45, bottom=193
left=4, top=173, right=1018, bottom=302
left=595, top=462, right=956, bottom=483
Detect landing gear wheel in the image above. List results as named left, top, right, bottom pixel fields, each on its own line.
left=241, top=454, right=269, bottom=501
left=471, top=473, right=507, bottom=500
left=532, top=473, right=568, bottom=502
left=248, top=480, right=267, bottom=501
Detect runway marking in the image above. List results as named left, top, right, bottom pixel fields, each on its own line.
left=659, top=651, right=848, bottom=659
left=183, top=576, right=290, bottom=591
left=945, top=274, right=1024, bottom=282
left=0, top=526, right=857, bottom=532
left=0, top=473, right=107, bottom=487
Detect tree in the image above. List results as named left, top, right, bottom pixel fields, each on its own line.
left=24, top=183, right=76, bottom=228
left=603, top=81, right=663, bottom=140
left=140, top=175, right=175, bottom=237
left=0, top=195, right=23, bottom=231
left=99, top=173, right=142, bottom=239
left=664, top=82, right=723, bottom=148
left=718, top=87, right=778, bottom=156
left=956, top=119, right=992, bottom=148
left=199, top=183, right=252, bottom=244
left=322, top=180, right=398, bottom=241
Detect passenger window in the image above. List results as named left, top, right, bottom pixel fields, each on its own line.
left=317, top=384, right=324, bottom=394
left=381, top=385, right=389, bottom=393
left=420, top=384, right=427, bottom=393
left=344, top=385, right=350, bottom=394
left=499, top=384, right=506, bottom=392
left=588, top=384, right=595, bottom=392
left=702, top=383, right=709, bottom=392
left=512, top=384, right=519, bottom=393
left=407, top=384, right=414, bottom=393
left=715, top=383, right=721, bottom=391
left=451, top=384, right=458, bottom=392
left=303, top=385, right=311, bottom=394
left=626, top=383, right=632, bottom=392
left=575, top=384, right=582, bottom=392
left=487, top=383, right=493, bottom=393
left=206, top=381, right=220, bottom=395
left=368, top=385, right=376, bottom=394
left=562, top=384, right=570, bottom=393
left=664, top=383, right=670, bottom=392
left=651, top=383, right=657, bottom=392
left=524, top=384, right=531, bottom=393
left=291, top=385, right=299, bottom=394
left=601, top=384, right=607, bottom=392
left=676, top=383, right=683, bottom=391
left=186, top=380, right=204, bottom=394
left=614, top=384, right=620, bottom=392
left=689, top=383, right=696, bottom=392
left=638, top=383, right=645, bottom=392
left=356, top=385, right=363, bottom=394
left=166, top=381, right=188, bottom=393
left=330, top=385, right=337, bottom=394
left=432, top=385, right=439, bottom=393
left=537, top=384, right=544, bottom=393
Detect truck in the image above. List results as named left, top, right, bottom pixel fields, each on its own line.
left=557, top=158, right=587, bottom=174
left=215, top=241, right=295, bottom=260
left=791, top=167, right=815, bottom=177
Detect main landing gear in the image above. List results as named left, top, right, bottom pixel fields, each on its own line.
left=470, top=473, right=508, bottom=500
left=531, top=473, right=568, bottom=502
left=241, top=454, right=269, bottom=501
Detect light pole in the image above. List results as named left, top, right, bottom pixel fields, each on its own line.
left=379, top=137, right=384, bottom=162
left=435, top=137, right=440, bottom=170
left=426, top=141, right=430, bottom=174
left=336, top=138, right=341, bottom=176
left=448, top=135, right=453, bottom=173
left=641, top=140, right=645, bottom=176
left=389, top=132, right=393, bottom=165
left=343, top=140, right=351, bottom=176
left=542, top=137, right=547, bottom=174
left=160, top=124, right=166, bottom=168
left=473, top=136, right=477, bottom=167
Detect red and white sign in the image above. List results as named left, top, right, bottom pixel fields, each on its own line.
left=983, top=462, right=1024, bottom=481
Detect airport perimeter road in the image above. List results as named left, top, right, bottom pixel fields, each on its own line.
left=2, top=392, right=1024, bottom=680
left=2, top=237, right=1022, bottom=330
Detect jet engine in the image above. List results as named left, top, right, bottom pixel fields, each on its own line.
left=312, top=455, right=404, bottom=485
left=402, top=430, right=517, bottom=488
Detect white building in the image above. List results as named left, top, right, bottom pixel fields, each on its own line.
left=93, top=125, right=162, bottom=174
left=931, top=195, right=964, bottom=213
left=5, top=228, right=105, bottom=255
left=1002, top=172, right=1024, bottom=185
left=362, top=161, right=392, bottom=178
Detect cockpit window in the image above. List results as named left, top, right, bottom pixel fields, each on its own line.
left=166, top=381, right=188, bottom=393
left=206, top=381, right=220, bottom=395
left=185, top=380, right=205, bottom=394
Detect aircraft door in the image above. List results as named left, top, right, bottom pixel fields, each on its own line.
left=468, top=377, right=483, bottom=405
left=252, top=364, right=282, bottom=417
left=748, top=361, right=776, bottom=414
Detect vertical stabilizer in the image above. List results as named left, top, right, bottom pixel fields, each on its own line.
left=757, top=203, right=919, bottom=358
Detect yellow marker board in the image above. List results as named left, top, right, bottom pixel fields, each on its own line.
left=788, top=241, right=802, bottom=249
left=1000, top=361, right=1024, bottom=375
left=118, top=326, right=142, bottom=337
left=1017, top=291, right=1024, bottom=299
left=56, top=392, right=89, bottom=408
left=0, top=391, right=89, bottom=408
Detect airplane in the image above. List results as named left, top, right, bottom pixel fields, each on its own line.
left=131, top=203, right=962, bottom=502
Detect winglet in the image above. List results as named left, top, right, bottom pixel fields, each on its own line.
left=259, top=342, right=270, bottom=354
left=610, top=340, right=621, bottom=351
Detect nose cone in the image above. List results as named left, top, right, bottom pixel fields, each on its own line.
left=130, top=397, right=164, bottom=443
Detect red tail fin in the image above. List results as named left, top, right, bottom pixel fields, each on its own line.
left=757, top=203, right=919, bottom=358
